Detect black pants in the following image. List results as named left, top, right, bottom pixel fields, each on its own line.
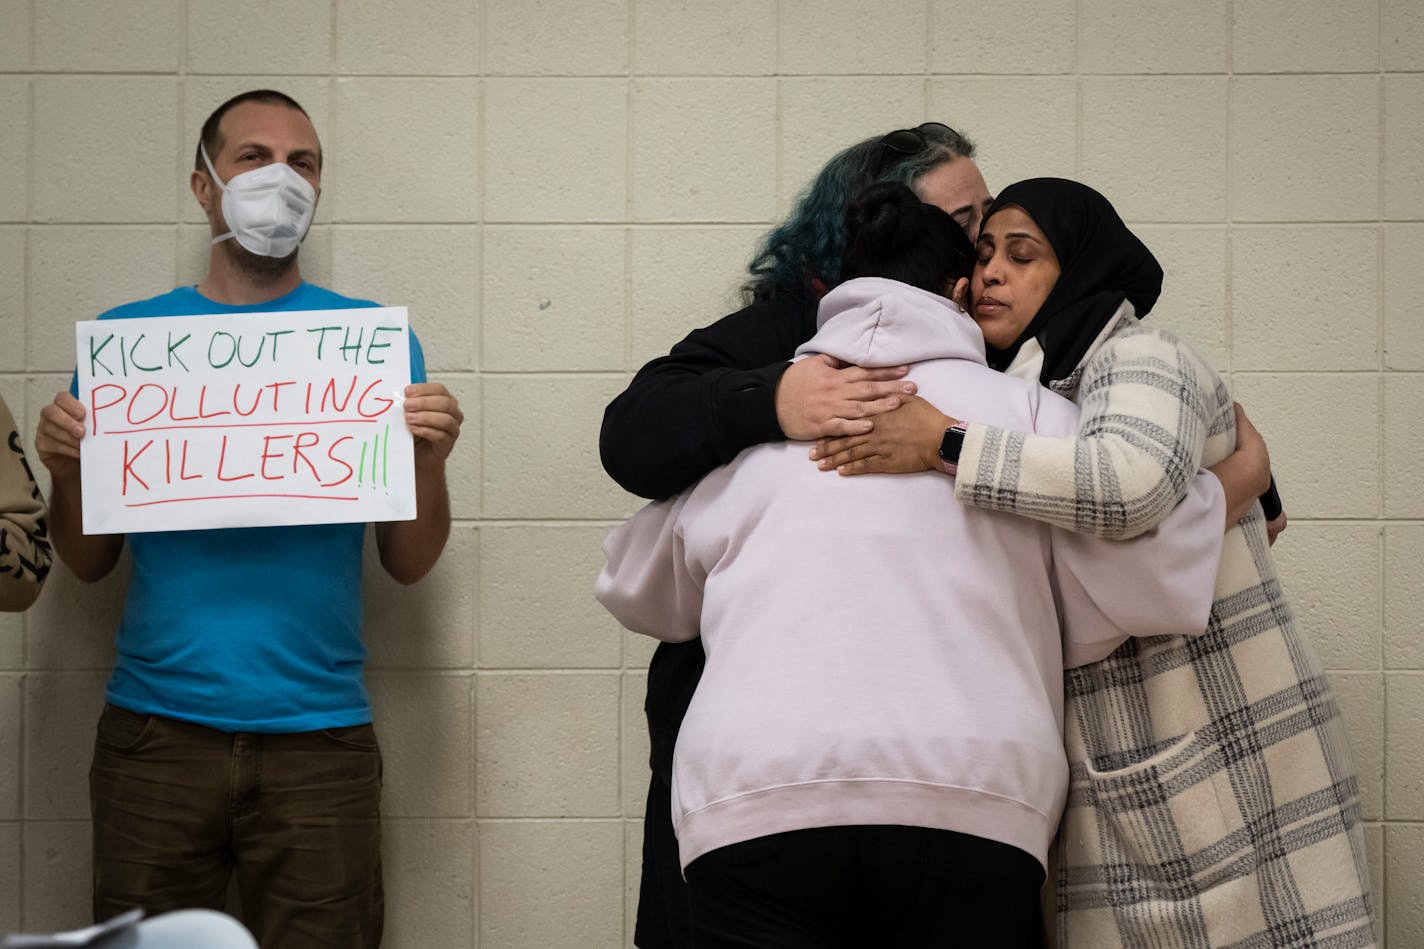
left=635, top=640, right=703, bottom=949
left=684, top=825, right=1045, bottom=949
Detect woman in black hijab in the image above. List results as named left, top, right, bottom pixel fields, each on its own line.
left=974, top=178, right=1164, bottom=386
left=815, top=178, right=1376, bottom=947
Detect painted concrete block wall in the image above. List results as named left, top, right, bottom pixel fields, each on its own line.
left=0, top=1, right=1419, bottom=946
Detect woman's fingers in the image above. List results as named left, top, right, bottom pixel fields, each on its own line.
left=776, top=357, right=916, bottom=440
left=840, top=365, right=911, bottom=384
left=810, top=395, right=952, bottom=476
left=811, top=433, right=866, bottom=460
left=834, top=457, right=883, bottom=476
left=813, top=418, right=875, bottom=439
left=837, top=392, right=903, bottom=422
left=814, top=439, right=873, bottom=470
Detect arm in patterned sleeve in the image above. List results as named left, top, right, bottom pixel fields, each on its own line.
left=0, top=397, right=53, bottom=611
left=955, top=324, right=1222, bottom=540
left=1052, top=472, right=1225, bottom=668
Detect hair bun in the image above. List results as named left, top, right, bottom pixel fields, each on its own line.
left=838, top=180, right=977, bottom=294
left=845, top=182, right=926, bottom=257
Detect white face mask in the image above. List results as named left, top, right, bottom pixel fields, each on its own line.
left=201, top=144, right=317, bottom=258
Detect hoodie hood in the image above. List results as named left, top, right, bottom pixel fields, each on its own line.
left=795, top=277, right=987, bottom=368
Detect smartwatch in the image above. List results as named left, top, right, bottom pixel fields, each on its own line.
left=938, top=422, right=968, bottom=476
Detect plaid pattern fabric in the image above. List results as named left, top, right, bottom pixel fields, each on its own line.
left=958, top=314, right=1377, bottom=948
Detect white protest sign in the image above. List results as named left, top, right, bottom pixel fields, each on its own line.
left=76, top=307, right=415, bottom=534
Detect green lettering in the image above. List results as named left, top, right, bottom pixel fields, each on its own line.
left=307, top=326, right=341, bottom=359
left=207, top=331, right=237, bottom=368
left=236, top=333, right=267, bottom=368
left=128, top=334, right=161, bottom=372
left=166, top=332, right=191, bottom=372
left=365, top=326, right=400, bottom=365
left=339, top=325, right=365, bottom=363
left=267, top=329, right=294, bottom=359
left=89, top=333, right=115, bottom=377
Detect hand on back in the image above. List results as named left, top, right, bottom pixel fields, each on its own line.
left=774, top=354, right=917, bottom=441
left=809, top=395, right=952, bottom=476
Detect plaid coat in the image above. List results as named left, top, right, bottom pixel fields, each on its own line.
left=956, top=306, right=1377, bottom=948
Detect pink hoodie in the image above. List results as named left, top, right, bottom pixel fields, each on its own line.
left=597, top=278, right=1224, bottom=871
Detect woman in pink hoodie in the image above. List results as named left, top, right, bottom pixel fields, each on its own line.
left=597, top=184, right=1232, bottom=949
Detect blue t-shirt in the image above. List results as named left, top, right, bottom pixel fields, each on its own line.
left=80, top=282, right=428, bottom=732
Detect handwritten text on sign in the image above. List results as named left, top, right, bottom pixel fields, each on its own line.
left=77, top=307, right=416, bottom=534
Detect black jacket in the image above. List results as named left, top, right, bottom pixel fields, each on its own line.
left=600, top=295, right=819, bottom=501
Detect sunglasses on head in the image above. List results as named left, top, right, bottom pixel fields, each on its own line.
left=879, top=121, right=961, bottom=159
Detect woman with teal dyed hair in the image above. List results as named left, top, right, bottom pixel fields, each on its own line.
left=600, top=121, right=993, bottom=948
left=743, top=122, right=991, bottom=303
left=602, top=122, right=991, bottom=498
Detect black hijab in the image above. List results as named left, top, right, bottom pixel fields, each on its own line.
left=981, top=178, right=1163, bottom=387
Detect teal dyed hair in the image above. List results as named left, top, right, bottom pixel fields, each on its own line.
left=744, top=123, right=976, bottom=303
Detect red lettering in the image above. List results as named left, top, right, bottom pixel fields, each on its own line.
left=320, top=377, right=358, bottom=414
left=166, top=385, right=200, bottom=423
left=356, top=379, right=394, bottom=419
left=126, top=383, right=169, bottom=426
left=292, top=432, right=322, bottom=481
left=122, top=439, right=153, bottom=495
left=259, top=434, right=293, bottom=481
left=216, top=435, right=254, bottom=482
left=178, top=439, right=200, bottom=481
left=89, top=383, right=128, bottom=435
left=267, top=380, right=295, bottom=412
left=232, top=384, right=262, bottom=418
left=196, top=384, right=230, bottom=420
left=322, top=436, right=355, bottom=487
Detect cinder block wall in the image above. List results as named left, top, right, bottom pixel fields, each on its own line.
left=1, top=1, right=1420, bottom=946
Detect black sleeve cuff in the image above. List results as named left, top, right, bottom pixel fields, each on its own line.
left=709, top=361, right=793, bottom=463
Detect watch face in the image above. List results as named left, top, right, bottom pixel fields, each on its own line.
left=939, top=425, right=966, bottom=463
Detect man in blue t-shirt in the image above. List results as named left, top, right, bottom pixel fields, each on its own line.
left=33, top=89, right=462, bottom=947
